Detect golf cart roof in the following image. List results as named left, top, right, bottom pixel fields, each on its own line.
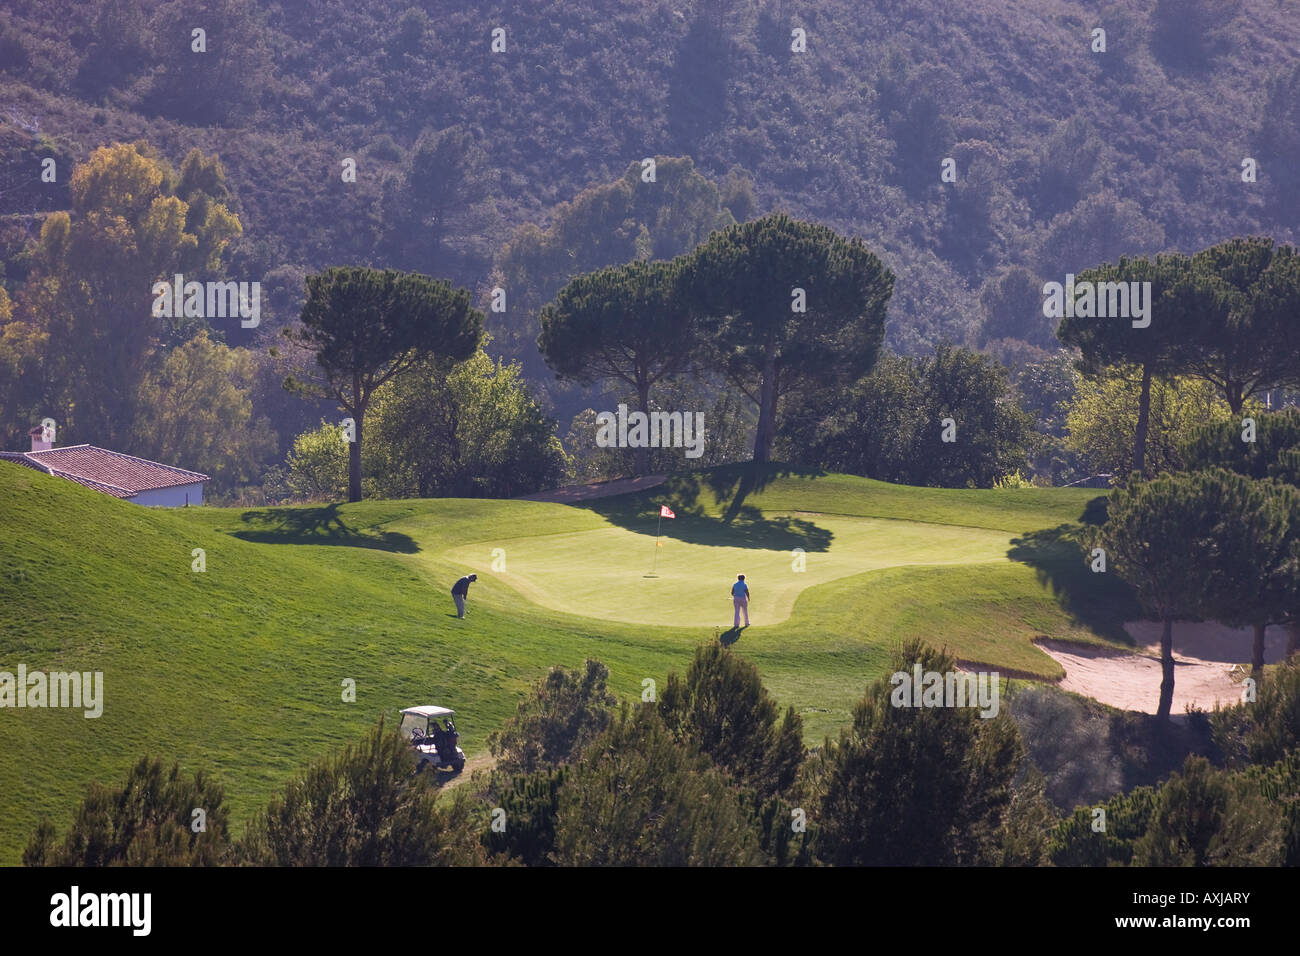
left=401, top=705, right=455, bottom=718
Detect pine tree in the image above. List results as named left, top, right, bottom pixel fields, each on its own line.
left=24, top=756, right=230, bottom=866
left=482, top=766, right=567, bottom=866
left=551, top=703, right=765, bottom=866
left=1172, top=238, right=1300, bottom=416
left=285, top=267, right=483, bottom=501
left=1102, top=471, right=1228, bottom=717
left=803, top=639, right=1024, bottom=865
left=538, top=259, right=703, bottom=475
left=657, top=642, right=804, bottom=799
left=1132, top=755, right=1282, bottom=867
left=486, top=659, right=616, bottom=777
left=682, top=213, right=893, bottom=463
left=1057, top=254, right=1190, bottom=475
left=1180, top=407, right=1300, bottom=480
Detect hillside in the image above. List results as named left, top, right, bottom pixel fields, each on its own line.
left=2, top=0, right=1297, bottom=364
left=0, top=458, right=1125, bottom=864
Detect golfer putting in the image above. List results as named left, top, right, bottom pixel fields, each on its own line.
left=731, top=573, right=750, bottom=627
left=451, top=573, right=477, bottom=618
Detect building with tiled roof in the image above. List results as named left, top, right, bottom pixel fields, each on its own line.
left=1, top=428, right=209, bottom=506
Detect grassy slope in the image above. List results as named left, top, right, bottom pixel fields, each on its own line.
left=0, top=461, right=1127, bottom=864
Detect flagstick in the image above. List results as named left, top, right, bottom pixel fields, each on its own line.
left=650, top=511, right=663, bottom=574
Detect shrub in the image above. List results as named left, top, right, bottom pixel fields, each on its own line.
left=482, top=766, right=567, bottom=866
left=1211, top=659, right=1300, bottom=766
left=234, top=719, right=486, bottom=866
left=1008, top=684, right=1123, bottom=810
left=24, top=756, right=230, bottom=866
left=487, top=659, right=616, bottom=777
left=1048, top=785, right=1157, bottom=867
left=803, top=638, right=1025, bottom=865
left=551, top=703, right=766, bottom=866
left=1132, top=755, right=1282, bottom=866
left=657, top=643, right=804, bottom=800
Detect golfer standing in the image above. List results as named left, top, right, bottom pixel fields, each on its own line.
left=731, top=574, right=750, bottom=627
left=451, top=573, right=477, bottom=618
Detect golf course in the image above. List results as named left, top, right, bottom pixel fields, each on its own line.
left=0, top=459, right=1132, bottom=865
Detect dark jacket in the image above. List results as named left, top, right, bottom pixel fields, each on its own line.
left=452, top=576, right=473, bottom=596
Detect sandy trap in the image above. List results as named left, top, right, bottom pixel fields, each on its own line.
left=1037, top=622, right=1291, bottom=716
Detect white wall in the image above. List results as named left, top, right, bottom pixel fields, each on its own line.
left=129, top=483, right=205, bottom=507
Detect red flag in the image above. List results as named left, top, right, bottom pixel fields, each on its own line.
left=660, top=505, right=676, bottom=519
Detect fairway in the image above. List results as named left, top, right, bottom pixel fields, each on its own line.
left=442, top=515, right=1014, bottom=627
left=0, top=461, right=1126, bottom=864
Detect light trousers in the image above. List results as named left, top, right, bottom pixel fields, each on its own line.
left=733, top=596, right=749, bottom=627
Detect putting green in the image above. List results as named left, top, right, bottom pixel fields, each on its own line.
left=441, top=513, right=1013, bottom=627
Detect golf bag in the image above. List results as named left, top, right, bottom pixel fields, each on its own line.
left=434, top=720, right=458, bottom=761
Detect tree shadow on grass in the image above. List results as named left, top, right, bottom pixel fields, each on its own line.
left=1007, top=497, right=1141, bottom=645
left=232, top=505, right=419, bottom=554
left=576, top=462, right=834, bottom=552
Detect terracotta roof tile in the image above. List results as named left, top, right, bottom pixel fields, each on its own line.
left=9, top=445, right=208, bottom=495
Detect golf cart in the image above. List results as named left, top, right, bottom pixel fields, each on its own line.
left=400, top=705, right=466, bottom=774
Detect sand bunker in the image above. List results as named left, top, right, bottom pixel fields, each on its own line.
left=1038, top=622, right=1291, bottom=715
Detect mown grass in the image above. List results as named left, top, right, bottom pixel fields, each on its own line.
left=0, top=460, right=1127, bottom=864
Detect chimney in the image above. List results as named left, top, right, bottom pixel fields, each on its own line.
left=29, top=425, right=51, bottom=452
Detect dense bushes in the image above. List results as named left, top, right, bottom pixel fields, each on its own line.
left=801, top=639, right=1026, bottom=865
left=24, top=756, right=230, bottom=866
left=1212, top=660, right=1300, bottom=768
left=27, top=648, right=1300, bottom=867
left=234, top=720, right=486, bottom=867
left=550, top=703, right=767, bottom=866
left=780, top=344, right=1034, bottom=488
left=282, top=350, right=567, bottom=502
left=658, top=643, right=804, bottom=800
left=1007, top=685, right=1122, bottom=811
left=486, top=659, right=616, bottom=778
left=1049, top=755, right=1287, bottom=867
